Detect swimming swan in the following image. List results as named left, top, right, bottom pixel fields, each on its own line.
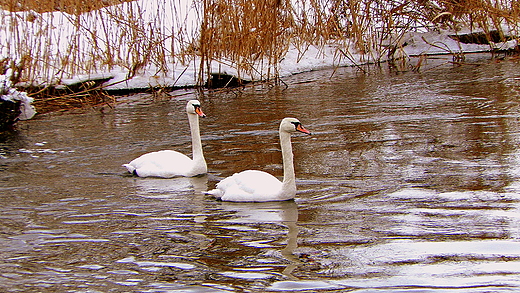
left=206, top=117, right=311, bottom=202
left=123, top=100, right=207, bottom=178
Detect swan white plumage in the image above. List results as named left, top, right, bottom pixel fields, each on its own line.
left=123, top=100, right=207, bottom=178
left=206, top=117, right=311, bottom=202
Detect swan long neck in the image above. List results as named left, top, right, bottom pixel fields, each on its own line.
left=188, top=113, right=206, bottom=165
left=280, top=130, right=296, bottom=195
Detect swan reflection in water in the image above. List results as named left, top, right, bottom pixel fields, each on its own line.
left=128, top=176, right=301, bottom=278
left=217, top=200, right=301, bottom=279
left=130, top=175, right=209, bottom=199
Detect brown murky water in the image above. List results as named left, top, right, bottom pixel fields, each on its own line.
left=2, top=55, right=520, bottom=292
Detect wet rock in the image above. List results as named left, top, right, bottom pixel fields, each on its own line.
left=449, top=30, right=514, bottom=44
left=0, top=98, right=20, bottom=130
left=204, top=73, right=250, bottom=89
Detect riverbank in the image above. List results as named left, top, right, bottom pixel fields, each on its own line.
left=1, top=46, right=518, bottom=131
left=1, top=6, right=519, bottom=128
left=2, top=0, right=519, bottom=127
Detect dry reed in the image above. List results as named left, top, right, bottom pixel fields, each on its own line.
left=1, top=0, right=519, bottom=91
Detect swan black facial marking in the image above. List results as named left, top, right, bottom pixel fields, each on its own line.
left=291, top=121, right=303, bottom=131
left=291, top=121, right=311, bottom=135
left=193, top=104, right=206, bottom=118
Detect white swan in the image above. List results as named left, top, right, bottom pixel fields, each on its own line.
left=206, top=117, right=311, bottom=202
left=123, top=100, right=207, bottom=178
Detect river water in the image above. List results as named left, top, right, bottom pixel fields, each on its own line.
left=2, top=55, right=520, bottom=292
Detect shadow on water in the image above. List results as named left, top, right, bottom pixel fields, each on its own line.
left=1, top=55, right=520, bottom=291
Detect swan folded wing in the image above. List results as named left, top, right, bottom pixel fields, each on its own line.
left=212, top=170, right=284, bottom=202
left=125, top=150, right=194, bottom=178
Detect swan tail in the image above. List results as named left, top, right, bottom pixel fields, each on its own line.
left=204, top=189, right=223, bottom=198
left=122, top=163, right=137, bottom=175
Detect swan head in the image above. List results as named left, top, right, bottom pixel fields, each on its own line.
left=280, top=117, right=311, bottom=135
left=186, top=100, right=206, bottom=118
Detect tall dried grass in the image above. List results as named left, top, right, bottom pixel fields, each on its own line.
left=198, top=0, right=294, bottom=84
left=1, top=0, right=190, bottom=87
left=1, top=0, right=518, bottom=89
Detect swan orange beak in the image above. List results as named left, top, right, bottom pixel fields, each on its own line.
left=195, top=106, right=206, bottom=118
left=297, top=124, right=311, bottom=135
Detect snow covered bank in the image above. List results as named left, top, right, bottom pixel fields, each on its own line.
left=2, top=0, right=519, bottom=91
left=1, top=0, right=519, bottom=125
left=2, top=27, right=515, bottom=129
left=95, top=29, right=518, bottom=90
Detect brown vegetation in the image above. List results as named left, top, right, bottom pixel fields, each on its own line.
left=1, top=0, right=519, bottom=110
left=0, top=0, right=134, bottom=14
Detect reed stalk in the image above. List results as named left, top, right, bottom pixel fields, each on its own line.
left=0, top=0, right=518, bottom=90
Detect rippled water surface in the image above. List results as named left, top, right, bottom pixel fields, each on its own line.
left=2, top=55, right=520, bottom=292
